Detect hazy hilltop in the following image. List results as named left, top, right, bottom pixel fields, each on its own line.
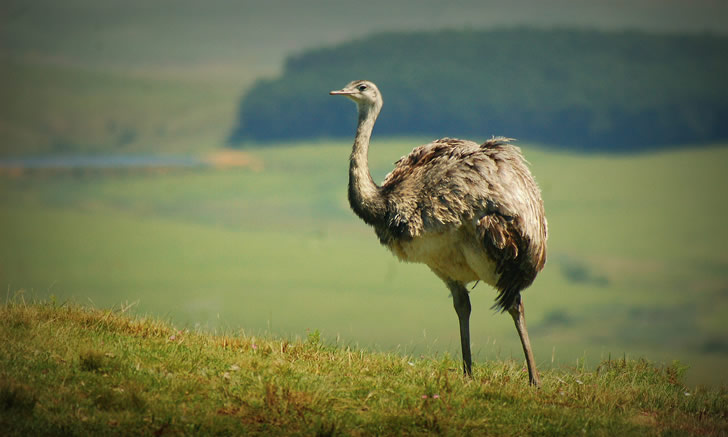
left=230, top=29, right=728, bottom=151
left=1, top=0, right=727, bottom=156
left=3, top=0, right=727, bottom=72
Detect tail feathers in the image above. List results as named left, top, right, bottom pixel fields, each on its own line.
left=490, top=257, right=539, bottom=313
left=492, top=286, right=522, bottom=313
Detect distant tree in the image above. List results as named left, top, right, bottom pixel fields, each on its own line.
left=229, top=29, right=728, bottom=152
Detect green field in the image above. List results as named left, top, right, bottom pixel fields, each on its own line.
left=2, top=140, right=727, bottom=388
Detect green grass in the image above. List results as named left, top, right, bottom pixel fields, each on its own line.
left=1, top=300, right=725, bottom=436
left=1, top=140, right=727, bottom=390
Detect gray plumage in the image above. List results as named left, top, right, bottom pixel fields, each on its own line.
left=331, top=80, right=547, bottom=386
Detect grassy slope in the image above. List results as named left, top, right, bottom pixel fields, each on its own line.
left=1, top=141, right=727, bottom=389
left=1, top=301, right=725, bottom=436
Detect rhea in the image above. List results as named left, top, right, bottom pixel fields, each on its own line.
left=330, top=80, right=548, bottom=386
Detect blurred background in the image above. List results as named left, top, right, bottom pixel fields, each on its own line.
left=1, top=0, right=727, bottom=387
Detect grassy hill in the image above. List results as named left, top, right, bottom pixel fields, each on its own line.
left=1, top=301, right=725, bottom=436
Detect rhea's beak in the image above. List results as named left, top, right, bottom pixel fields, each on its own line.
left=329, top=88, right=353, bottom=96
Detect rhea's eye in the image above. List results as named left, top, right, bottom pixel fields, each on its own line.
left=357, top=85, right=367, bottom=91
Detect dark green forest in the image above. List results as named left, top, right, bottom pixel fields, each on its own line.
left=229, top=29, right=728, bottom=151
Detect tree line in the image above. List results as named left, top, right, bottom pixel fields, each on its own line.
left=229, top=28, right=728, bottom=152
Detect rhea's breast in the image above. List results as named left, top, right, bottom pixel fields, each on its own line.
left=387, top=229, right=499, bottom=287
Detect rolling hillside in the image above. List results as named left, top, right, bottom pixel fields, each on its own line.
left=1, top=140, right=727, bottom=388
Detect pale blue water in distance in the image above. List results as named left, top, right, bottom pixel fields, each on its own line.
left=0, top=155, right=202, bottom=169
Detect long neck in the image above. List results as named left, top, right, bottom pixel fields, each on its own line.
left=348, top=102, right=386, bottom=226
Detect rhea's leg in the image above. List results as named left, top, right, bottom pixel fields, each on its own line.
left=508, top=294, right=541, bottom=387
left=447, top=281, right=472, bottom=376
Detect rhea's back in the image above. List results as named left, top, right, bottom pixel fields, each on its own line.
left=374, top=137, right=547, bottom=309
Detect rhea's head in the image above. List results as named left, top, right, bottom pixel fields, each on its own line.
left=330, top=80, right=382, bottom=112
